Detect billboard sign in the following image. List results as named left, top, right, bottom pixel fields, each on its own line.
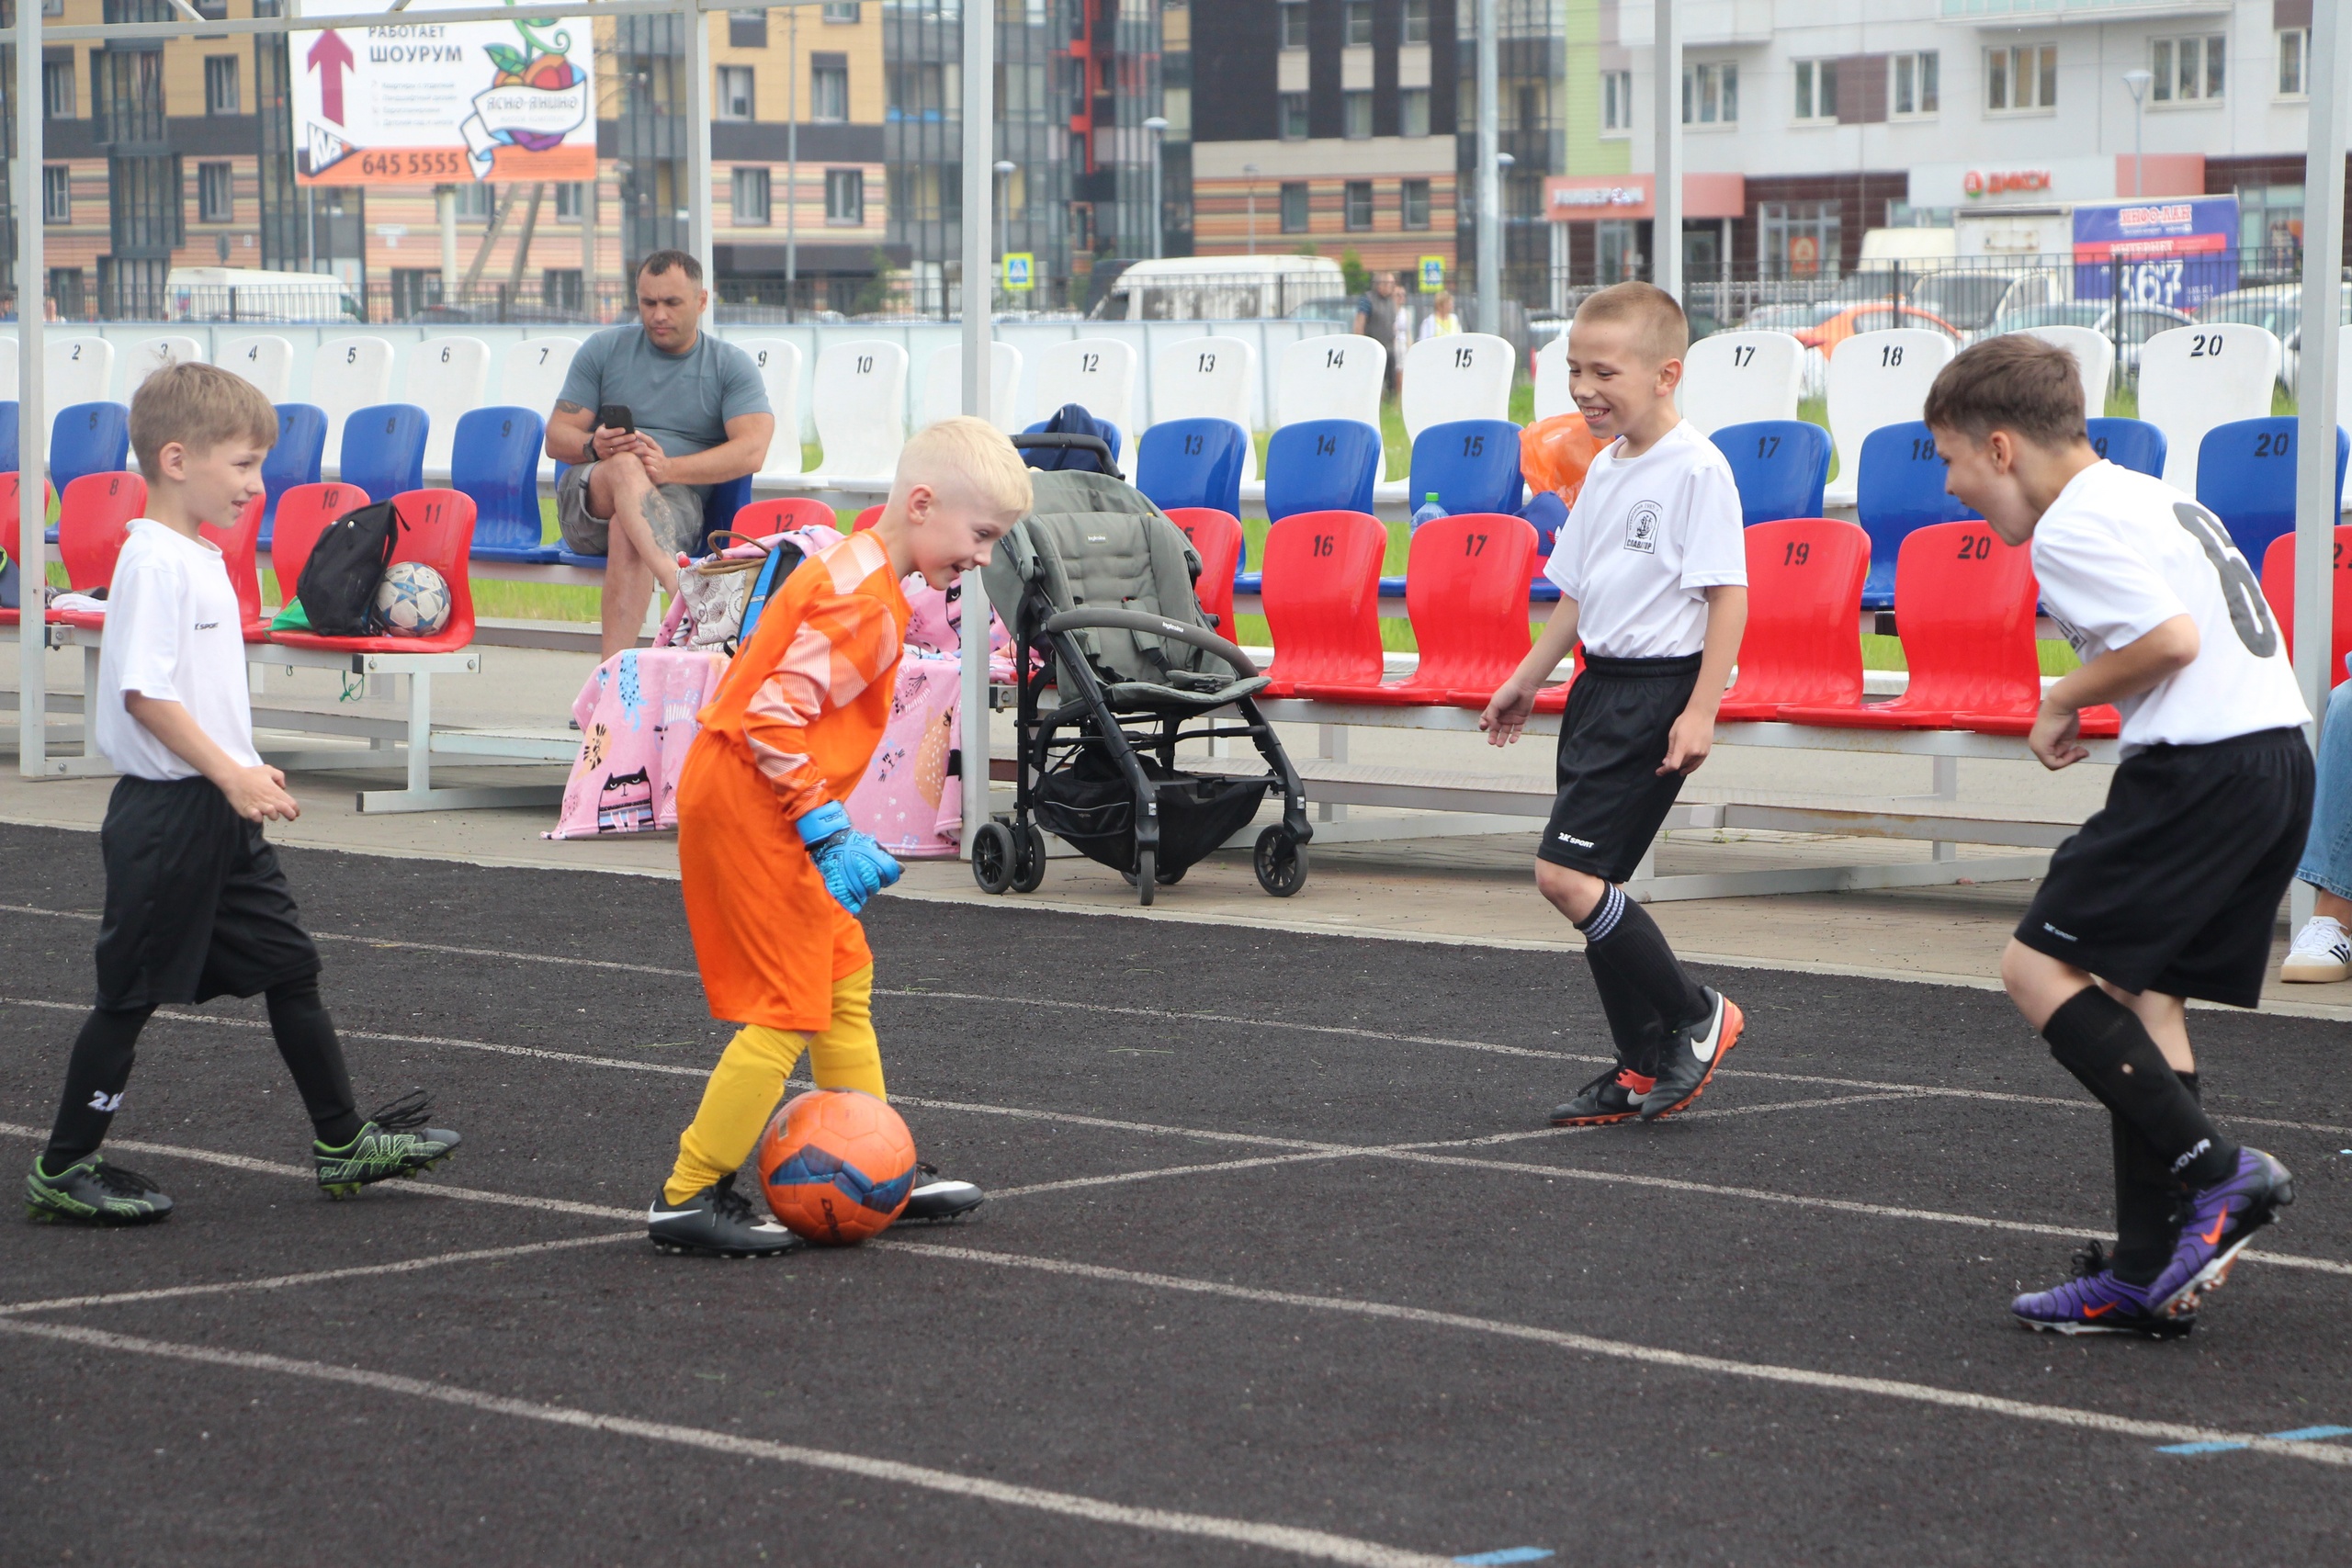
left=293, top=9, right=595, bottom=185
left=2072, top=196, right=2240, bottom=312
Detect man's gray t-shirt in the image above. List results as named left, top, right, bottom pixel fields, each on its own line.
left=556, top=322, right=770, bottom=459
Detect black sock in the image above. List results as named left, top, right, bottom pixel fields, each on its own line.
left=1587, top=952, right=1666, bottom=1077
left=2043, top=987, right=2233, bottom=1187
left=2109, top=1072, right=2199, bottom=1287
left=266, top=976, right=362, bottom=1147
left=42, top=1005, right=155, bottom=1171
left=1575, top=884, right=1710, bottom=1032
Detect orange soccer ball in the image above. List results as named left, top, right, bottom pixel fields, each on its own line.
left=756, top=1089, right=918, bottom=1245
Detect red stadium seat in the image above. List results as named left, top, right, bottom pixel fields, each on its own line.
left=271, top=487, right=475, bottom=655
left=1163, top=506, right=1243, bottom=633
left=2260, top=528, right=2352, bottom=682
left=1955, top=704, right=2120, bottom=740
left=1779, top=520, right=2040, bottom=728
left=199, top=493, right=272, bottom=641
left=1257, top=509, right=1386, bottom=697
left=48, top=473, right=148, bottom=631
left=264, top=481, right=371, bottom=608
left=1296, top=513, right=1536, bottom=705
left=853, top=504, right=884, bottom=532
left=0, top=472, right=57, bottom=627
left=1717, top=519, right=1870, bottom=720
left=729, top=497, right=842, bottom=538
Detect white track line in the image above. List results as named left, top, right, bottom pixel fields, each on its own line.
left=0, top=1317, right=1459, bottom=1568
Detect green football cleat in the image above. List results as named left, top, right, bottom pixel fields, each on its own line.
left=26, top=1155, right=173, bottom=1226
left=314, top=1090, right=462, bottom=1199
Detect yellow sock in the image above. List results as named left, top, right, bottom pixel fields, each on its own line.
left=664, top=1023, right=806, bottom=1205
left=805, top=964, right=886, bottom=1100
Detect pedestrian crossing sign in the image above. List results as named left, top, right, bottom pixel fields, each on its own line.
left=1005, top=253, right=1035, bottom=292
left=1419, top=256, right=1445, bottom=293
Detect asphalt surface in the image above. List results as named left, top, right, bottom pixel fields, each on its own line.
left=2, top=819, right=2350, bottom=1566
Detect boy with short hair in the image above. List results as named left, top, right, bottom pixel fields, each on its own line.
left=26, top=363, right=459, bottom=1225
left=1480, top=282, right=1748, bottom=1127
left=648, top=416, right=1030, bottom=1257
left=1926, top=333, right=2307, bottom=1337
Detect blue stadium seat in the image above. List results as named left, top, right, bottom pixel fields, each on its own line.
left=261, top=402, right=328, bottom=547
left=2086, top=417, right=2165, bottom=479
left=455, top=406, right=556, bottom=565
left=51, top=401, right=130, bottom=496
left=0, top=401, right=18, bottom=476
left=1712, top=420, right=1830, bottom=526
left=339, top=403, right=427, bottom=506
left=1243, top=418, right=1385, bottom=592
left=556, top=469, right=754, bottom=570
left=1855, top=420, right=1974, bottom=613
left=1407, top=419, right=1525, bottom=520
left=2197, top=417, right=2350, bottom=565
left=1135, top=417, right=1248, bottom=517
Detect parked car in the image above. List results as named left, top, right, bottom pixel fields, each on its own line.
left=1737, top=300, right=1843, bottom=334
left=1907, top=269, right=2064, bottom=333
left=1794, top=302, right=1964, bottom=359
left=166, top=265, right=363, bottom=323
left=1091, top=254, right=1350, bottom=321
left=2199, top=285, right=2352, bottom=391
left=1982, top=300, right=2195, bottom=373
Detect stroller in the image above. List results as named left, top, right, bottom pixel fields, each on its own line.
left=974, top=435, right=1312, bottom=906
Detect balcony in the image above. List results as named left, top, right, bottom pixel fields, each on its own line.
left=1939, top=0, right=2232, bottom=22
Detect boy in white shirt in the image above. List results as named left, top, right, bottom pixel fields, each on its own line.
left=1927, top=333, right=2307, bottom=1337
left=1480, top=283, right=1749, bottom=1126
left=25, top=363, right=459, bottom=1226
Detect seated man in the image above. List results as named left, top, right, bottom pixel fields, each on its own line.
left=547, top=249, right=775, bottom=659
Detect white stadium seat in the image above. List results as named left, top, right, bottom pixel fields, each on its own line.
left=1153, top=335, right=1259, bottom=479
left=311, top=335, right=396, bottom=480
left=1823, top=328, right=1956, bottom=508
left=921, top=341, right=1023, bottom=433
left=2018, top=325, right=2115, bottom=425
left=805, top=339, right=908, bottom=485
left=1033, top=338, right=1138, bottom=461
left=1532, top=333, right=1574, bottom=423
left=2136, top=322, right=2282, bottom=496
left=500, top=336, right=581, bottom=483
left=734, top=338, right=806, bottom=484
left=219, top=333, right=296, bottom=403
left=122, top=334, right=207, bottom=400
left=1679, top=331, right=1804, bottom=436
left=1276, top=333, right=1385, bottom=428
left=400, top=335, right=491, bottom=482
left=1401, top=332, right=1512, bottom=443
left=48, top=336, right=115, bottom=412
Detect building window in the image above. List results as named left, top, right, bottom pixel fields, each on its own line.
left=811, top=56, right=849, bottom=121
left=1343, top=90, right=1372, bottom=139
left=1344, top=180, right=1373, bottom=231
left=1681, top=61, right=1736, bottom=126
left=1402, top=0, right=1429, bottom=45
left=822, top=1, right=858, bottom=18
left=728, top=8, right=767, bottom=47
left=1400, top=87, right=1430, bottom=138
left=733, top=166, right=771, bottom=225
left=40, top=164, right=69, bottom=223
left=1892, top=51, right=1938, bottom=117
left=203, top=54, right=237, bottom=115
left=1343, top=0, right=1373, bottom=47
left=1279, top=92, right=1308, bottom=140
left=1792, top=59, right=1837, bottom=123
left=197, top=161, right=232, bottom=223
left=50, top=268, right=84, bottom=320
left=2239, top=183, right=2302, bottom=258
left=717, top=64, right=754, bottom=120
left=1401, top=178, right=1430, bottom=231
left=1600, top=70, right=1631, bottom=134
left=1986, top=43, right=2056, bottom=112
left=553, top=181, right=583, bottom=219
left=42, top=58, right=74, bottom=118
left=826, top=167, right=863, bottom=224
left=543, top=269, right=583, bottom=310
left=1761, top=200, right=1840, bottom=279
left=1278, top=0, right=1307, bottom=50
left=2152, top=35, right=2224, bottom=103
left=452, top=181, right=493, bottom=220
left=1280, top=181, right=1309, bottom=233
left=2280, top=28, right=2309, bottom=97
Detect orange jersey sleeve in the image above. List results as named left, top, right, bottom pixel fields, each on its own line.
left=740, top=592, right=902, bottom=817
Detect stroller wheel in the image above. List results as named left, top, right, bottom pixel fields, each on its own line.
left=971, top=822, right=1017, bottom=895
left=1010, top=824, right=1048, bottom=894
left=1135, top=848, right=1157, bottom=906
left=1118, top=856, right=1185, bottom=888
left=1253, top=826, right=1309, bottom=897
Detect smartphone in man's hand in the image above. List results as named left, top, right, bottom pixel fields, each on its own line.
left=596, top=403, right=636, bottom=434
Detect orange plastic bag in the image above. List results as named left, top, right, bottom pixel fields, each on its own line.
left=1520, top=412, right=1601, bottom=511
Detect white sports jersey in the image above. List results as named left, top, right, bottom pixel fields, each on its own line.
left=1542, top=420, right=1747, bottom=659
left=2030, top=460, right=2309, bottom=750
left=96, top=519, right=261, bottom=780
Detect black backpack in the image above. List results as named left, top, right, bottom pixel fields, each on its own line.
left=295, top=498, right=406, bottom=636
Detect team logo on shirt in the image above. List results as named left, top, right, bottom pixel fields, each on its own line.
left=1623, top=502, right=1661, bottom=555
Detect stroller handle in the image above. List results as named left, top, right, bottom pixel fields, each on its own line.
left=1040, top=606, right=1259, bottom=678
left=1010, top=432, right=1125, bottom=481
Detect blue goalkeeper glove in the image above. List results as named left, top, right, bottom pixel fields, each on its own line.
left=795, top=800, right=902, bottom=917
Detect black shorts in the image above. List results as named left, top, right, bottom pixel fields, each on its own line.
left=1537, top=652, right=1702, bottom=885
left=2014, top=727, right=2313, bottom=1009
left=94, top=774, right=322, bottom=1010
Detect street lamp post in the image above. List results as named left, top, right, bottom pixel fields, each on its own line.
left=1142, top=115, right=1169, bottom=260
left=992, top=160, right=1016, bottom=309
left=2123, top=68, right=2153, bottom=197
left=1244, top=163, right=1261, bottom=255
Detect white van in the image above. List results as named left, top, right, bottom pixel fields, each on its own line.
left=1090, top=254, right=1348, bottom=321
left=167, top=267, right=363, bottom=323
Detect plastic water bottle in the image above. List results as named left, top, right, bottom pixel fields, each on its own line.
left=1411, top=492, right=1448, bottom=529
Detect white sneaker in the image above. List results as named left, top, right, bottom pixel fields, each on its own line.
left=2282, top=916, right=2352, bottom=983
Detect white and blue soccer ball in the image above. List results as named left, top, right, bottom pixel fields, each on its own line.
left=375, top=561, right=452, bottom=637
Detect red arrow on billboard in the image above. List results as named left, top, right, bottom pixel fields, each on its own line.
left=307, top=30, right=354, bottom=127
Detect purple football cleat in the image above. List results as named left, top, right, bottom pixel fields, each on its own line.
left=2013, top=1243, right=2195, bottom=1339
left=2148, top=1147, right=2294, bottom=1315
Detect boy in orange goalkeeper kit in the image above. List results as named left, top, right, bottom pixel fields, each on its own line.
left=648, top=416, right=1033, bottom=1257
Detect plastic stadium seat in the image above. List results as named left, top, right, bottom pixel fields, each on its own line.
left=51, top=402, right=130, bottom=496
left=1957, top=704, right=2122, bottom=740
left=2086, top=417, right=2165, bottom=479
left=2137, top=323, right=2281, bottom=496
left=1679, top=332, right=1805, bottom=436
left=735, top=337, right=807, bottom=483
left=1153, top=336, right=1258, bottom=479
left=1407, top=420, right=1525, bottom=520
left=0, top=335, right=112, bottom=412
left=2018, top=325, right=2114, bottom=421
left=260, top=403, right=329, bottom=547
left=2261, top=527, right=2352, bottom=682
left=1032, top=339, right=1137, bottom=461
left=1256, top=510, right=1387, bottom=698
left=1401, top=333, right=1512, bottom=443
left=1276, top=334, right=1386, bottom=430
left=920, top=341, right=1023, bottom=432
left=340, top=403, right=428, bottom=511
left=1296, top=513, right=1537, bottom=706
left=1824, top=328, right=1955, bottom=509
left=1714, top=519, right=1870, bottom=720
left=273, top=488, right=477, bottom=655
left=0, top=401, right=17, bottom=475
left=2197, top=417, right=2349, bottom=565
left=0, top=472, right=54, bottom=626
left=54, top=471, right=144, bottom=593
left=219, top=333, right=297, bottom=402
left=454, top=407, right=554, bottom=565
left=500, top=336, right=580, bottom=485
left=122, top=334, right=206, bottom=402
left=852, top=504, right=883, bottom=532
left=310, top=336, right=396, bottom=480
left=1711, top=420, right=1830, bottom=526
left=1855, top=420, right=1974, bottom=612
left=1780, top=521, right=2040, bottom=730
left=730, top=497, right=842, bottom=537
left=1263, top=419, right=1383, bottom=524
left=401, top=336, right=491, bottom=481
left=266, top=481, right=370, bottom=600
left=806, top=340, right=908, bottom=483
left=1164, top=506, right=1243, bottom=633
left=1136, top=417, right=1248, bottom=518
left=198, top=492, right=272, bottom=640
